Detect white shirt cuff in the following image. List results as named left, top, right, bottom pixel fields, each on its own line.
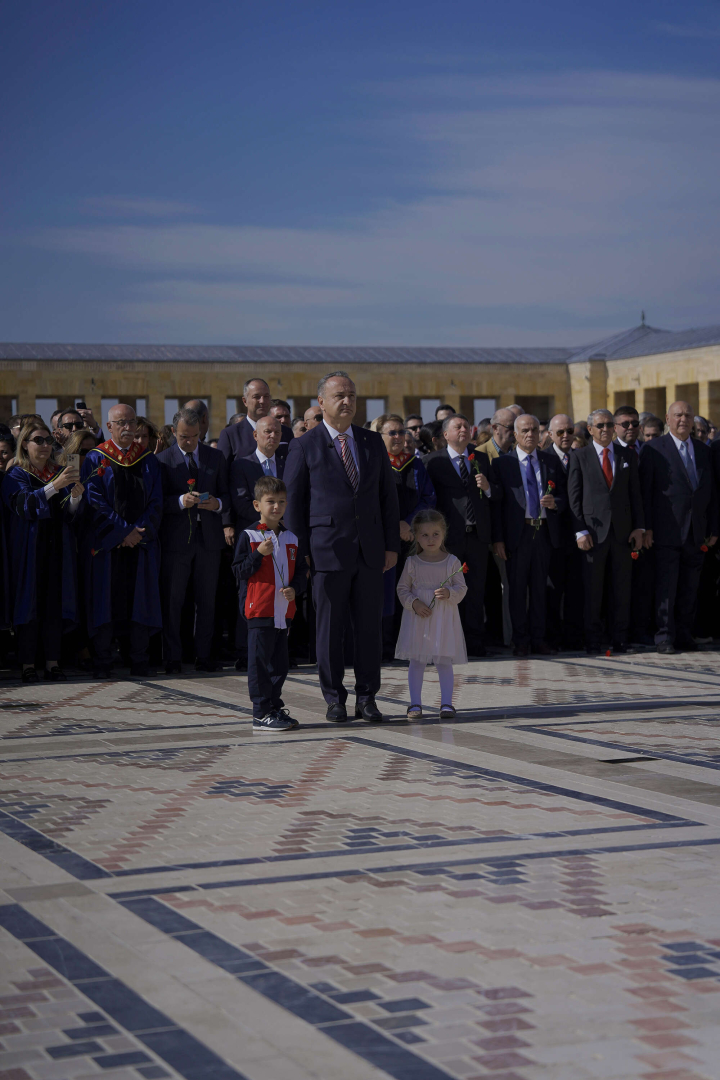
left=177, top=494, right=186, bottom=510
left=44, top=482, right=57, bottom=499
left=68, top=495, right=81, bottom=514
left=576, top=530, right=589, bottom=539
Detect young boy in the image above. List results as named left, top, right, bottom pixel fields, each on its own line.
left=232, top=475, right=307, bottom=732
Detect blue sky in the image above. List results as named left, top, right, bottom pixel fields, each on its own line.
left=2, top=0, right=719, bottom=345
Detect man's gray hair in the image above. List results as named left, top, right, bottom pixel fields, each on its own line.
left=242, top=378, right=270, bottom=397
left=588, top=408, right=613, bottom=426
left=318, top=371, right=354, bottom=398
left=172, top=408, right=201, bottom=429
left=514, top=413, right=539, bottom=432
left=441, top=413, right=470, bottom=434
left=491, top=408, right=514, bottom=425
left=184, top=398, right=208, bottom=416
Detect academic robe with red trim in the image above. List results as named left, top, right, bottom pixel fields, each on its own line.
left=81, top=441, right=163, bottom=635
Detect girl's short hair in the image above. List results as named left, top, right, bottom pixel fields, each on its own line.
left=409, top=508, right=448, bottom=553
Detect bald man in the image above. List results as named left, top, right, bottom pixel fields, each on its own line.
left=82, top=404, right=163, bottom=677
left=484, top=409, right=516, bottom=463
left=304, top=405, right=324, bottom=429
left=641, top=401, right=718, bottom=653
left=217, top=378, right=293, bottom=463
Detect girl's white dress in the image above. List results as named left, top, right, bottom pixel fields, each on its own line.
left=395, top=553, right=468, bottom=666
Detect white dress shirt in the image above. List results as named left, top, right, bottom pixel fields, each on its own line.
left=516, top=447, right=545, bottom=519
left=255, top=449, right=278, bottom=476
left=670, top=432, right=697, bottom=469
left=176, top=446, right=222, bottom=511
left=246, top=416, right=257, bottom=430
left=552, top=442, right=569, bottom=469
left=447, top=444, right=471, bottom=477
left=323, top=419, right=359, bottom=471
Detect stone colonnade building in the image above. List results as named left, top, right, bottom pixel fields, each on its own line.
left=1, top=321, right=719, bottom=438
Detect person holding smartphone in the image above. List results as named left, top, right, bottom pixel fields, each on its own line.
left=2, top=421, right=84, bottom=682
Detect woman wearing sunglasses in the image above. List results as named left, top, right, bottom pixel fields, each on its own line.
left=2, top=421, right=85, bottom=683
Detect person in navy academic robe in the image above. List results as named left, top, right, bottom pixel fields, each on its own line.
left=82, top=404, right=163, bottom=678
left=2, top=420, right=84, bottom=682
left=284, top=371, right=400, bottom=723
left=375, top=413, right=436, bottom=658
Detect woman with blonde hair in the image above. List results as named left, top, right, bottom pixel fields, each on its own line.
left=134, top=416, right=159, bottom=454
left=60, top=427, right=98, bottom=465
left=2, top=421, right=84, bottom=682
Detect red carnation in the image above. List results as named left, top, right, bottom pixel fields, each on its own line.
left=631, top=550, right=639, bottom=560
left=467, top=453, right=475, bottom=462
left=91, top=548, right=97, bottom=556
left=606, top=649, right=612, bottom=657
left=97, top=464, right=106, bottom=477
left=461, top=562, right=469, bottom=573
left=701, top=544, right=709, bottom=553
left=187, top=478, right=196, bottom=488
left=258, top=523, right=268, bottom=531
left=547, top=480, right=555, bottom=490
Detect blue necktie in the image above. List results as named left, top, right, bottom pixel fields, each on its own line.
left=679, top=441, right=698, bottom=491
left=262, top=459, right=271, bottom=475
left=525, top=455, right=540, bottom=518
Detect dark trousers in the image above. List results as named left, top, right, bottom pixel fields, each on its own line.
left=630, top=546, right=655, bottom=641
left=694, top=548, right=719, bottom=638
left=248, top=624, right=289, bottom=718
left=17, top=620, right=62, bottom=667
left=506, top=522, right=552, bottom=647
left=484, top=549, right=504, bottom=645
left=655, top=540, right=704, bottom=646
left=313, top=554, right=384, bottom=705
left=582, top=532, right=632, bottom=649
left=547, top=538, right=584, bottom=648
left=161, top=541, right=221, bottom=662
left=93, top=622, right=150, bottom=667
left=446, top=528, right=488, bottom=649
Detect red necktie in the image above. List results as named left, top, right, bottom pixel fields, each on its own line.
left=602, top=447, right=613, bottom=488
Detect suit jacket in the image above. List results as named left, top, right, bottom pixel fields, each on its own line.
left=229, top=452, right=285, bottom=531
left=567, top=441, right=643, bottom=544
left=284, top=421, right=400, bottom=572
left=424, top=446, right=497, bottom=548
left=157, top=441, right=229, bottom=552
left=217, top=417, right=293, bottom=464
left=491, top=449, right=566, bottom=551
left=640, top=434, right=718, bottom=547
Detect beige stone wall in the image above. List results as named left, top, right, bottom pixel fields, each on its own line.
left=606, top=345, right=720, bottom=422
left=0, top=358, right=572, bottom=438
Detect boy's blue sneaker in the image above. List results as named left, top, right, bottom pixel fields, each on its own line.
left=253, top=712, right=294, bottom=733
left=276, top=706, right=300, bottom=729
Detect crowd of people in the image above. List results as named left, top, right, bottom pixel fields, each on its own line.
left=0, top=373, right=718, bottom=730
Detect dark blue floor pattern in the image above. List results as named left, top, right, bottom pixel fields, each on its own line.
left=0, top=737, right=700, bottom=882
left=0, top=903, right=250, bottom=1080
left=117, top=896, right=458, bottom=1080
left=516, top=718, right=720, bottom=771
left=661, top=941, right=720, bottom=982
left=108, top=835, right=720, bottom=902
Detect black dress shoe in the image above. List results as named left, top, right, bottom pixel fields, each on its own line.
left=94, top=667, right=113, bottom=680
left=612, top=644, right=633, bottom=654
left=130, top=663, right=150, bottom=677
left=676, top=640, right=698, bottom=652
left=656, top=642, right=676, bottom=654
left=585, top=646, right=601, bottom=655
left=195, top=658, right=218, bottom=672
left=21, top=668, right=39, bottom=684
left=355, top=699, right=383, bottom=722
left=513, top=645, right=530, bottom=657
left=326, top=702, right=349, bottom=723
left=234, top=657, right=248, bottom=672
left=165, top=661, right=182, bottom=675
left=44, top=666, right=67, bottom=682
left=531, top=642, right=555, bottom=655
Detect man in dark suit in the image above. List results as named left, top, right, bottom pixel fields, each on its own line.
left=284, top=371, right=400, bottom=722
left=425, top=414, right=496, bottom=655
left=229, top=416, right=285, bottom=528
left=568, top=409, right=644, bottom=654
left=545, top=414, right=584, bottom=650
left=613, top=404, right=653, bottom=646
left=157, top=407, right=230, bottom=673
left=491, top=414, right=566, bottom=656
left=640, top=400, right=718, bottom=653
left=217, top=378, right=293, bottom=464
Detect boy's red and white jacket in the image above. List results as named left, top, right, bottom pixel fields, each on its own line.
left=232, top=522, right=308, bottom=628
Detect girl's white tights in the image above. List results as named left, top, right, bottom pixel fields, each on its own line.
left=408, top=660, right=454, bottom=707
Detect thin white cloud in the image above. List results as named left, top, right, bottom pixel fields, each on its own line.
left=652, top=20, right=720, bottom=39
left=33, top=70, right=720, bottom=343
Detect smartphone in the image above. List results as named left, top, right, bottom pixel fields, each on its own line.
left=67, top=454, right=80, bottom=471
left=197, top=491, right=210, bottom=503
left=75, top=401, right=87, bottom=410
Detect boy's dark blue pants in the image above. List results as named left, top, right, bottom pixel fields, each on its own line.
left=247, top=624, right=289, bottom=718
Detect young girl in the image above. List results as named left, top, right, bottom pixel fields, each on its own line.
left=395, top=509, right=467, bottom=719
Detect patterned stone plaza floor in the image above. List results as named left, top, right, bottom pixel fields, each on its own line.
left=2, top=651, right=720, bottom=1080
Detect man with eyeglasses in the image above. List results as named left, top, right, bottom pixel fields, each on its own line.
left=568, top=409, right=644, bottom=654
left=641, top=401, right=718, bottom=654
left=614, top=406, right=651, bottom=645
left=484, top=408, right=517, bottom=463
left=405, top=415, right=424, bottom=455
left=546, top=415, right=584, bottom=650
left=52, top=410, right=87, bottom=451
left=82, top=403, right=163, bottom=678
